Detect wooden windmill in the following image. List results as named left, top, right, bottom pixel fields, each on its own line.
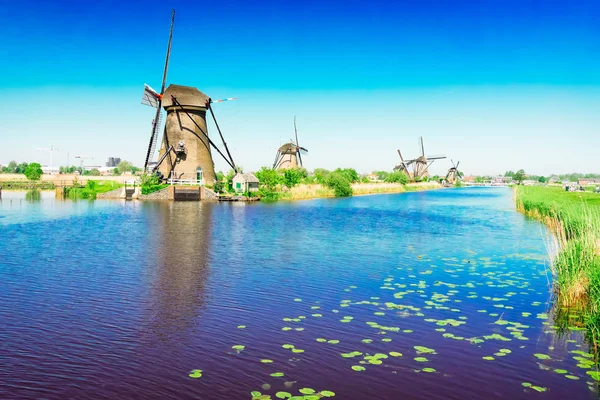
left=445, top=159, right=463, bottom=184
left=394, top=137, right=446, bottom=181
left=273, top=116, right=308, bottom=170
left=140, top=10, right=238, bottom=185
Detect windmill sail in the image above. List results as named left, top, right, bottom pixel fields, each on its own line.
left=143, top=10, right=175, bottom=172
left=141, top=84, right=161, bottom=108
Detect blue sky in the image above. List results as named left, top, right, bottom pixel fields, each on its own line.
left=1, top=0, right=599, bottom=175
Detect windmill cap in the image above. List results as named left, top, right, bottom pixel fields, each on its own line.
left=162, top=84, right=210, bottom=109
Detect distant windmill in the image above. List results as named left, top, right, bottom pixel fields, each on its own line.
left=273, top=116, right=308, bottom=170
left=394, top=136, right=446, bottom=181
left=445, top=159, right=463, bottom=184
left=36, top=145, right=59, bottom=169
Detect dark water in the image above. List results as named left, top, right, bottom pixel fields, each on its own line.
left=0, top=188, right=596, bottom=399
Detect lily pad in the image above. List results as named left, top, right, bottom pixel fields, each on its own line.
left=276, top=392, right=292, bottom=399
left=414, top=357, right=428, bottom=362
left=533, top=354, right=551, bottom=360
left=232, top=345, right=245, bottom=352
left=188, top=369, right=202, bottom=378
left=352, top=365, right=366, bottom=371
left=270, top=372, right=285, bottom=377
left=261, top=359, right=274, bottom=363
left=586, top=371, right=600, bottom=381
left=299, top=388, right=315, bottom=394
left=414, top=346, right=436, bottom=354
left=422, top=367, right=436, bottom=373
left=320, top=390, right=336, bottom=397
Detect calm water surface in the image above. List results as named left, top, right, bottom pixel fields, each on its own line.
left=0, top=188, right=595, bottom=399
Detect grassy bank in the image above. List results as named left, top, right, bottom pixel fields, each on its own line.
left=0, top=180, right=55, bottom=190
left=516, top=186, right=600, bottom=346
left=278, top=182, right=442, bottom=201
left=66, top=180, right=123, bottom=199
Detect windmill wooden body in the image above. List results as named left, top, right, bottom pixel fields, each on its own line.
left=273, top=117, right=308, bottom=170
left=394, top=137, right=446, bottom=181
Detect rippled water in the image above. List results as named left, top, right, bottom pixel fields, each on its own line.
left=0, top=188, right=596, bottom=399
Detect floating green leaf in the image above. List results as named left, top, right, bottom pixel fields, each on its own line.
left=261, top=359, right=274, bottom=363
left=533, top=354, right=550, bottom=360
left=237, top=325, right=246, bottom=329
left=232, top=345, right=245, bottom=352
left=414, top=357, right=428, bottom=362
left=270, top=372, right=285, bottom=377
left=422, top=368, right=436, bottom=373
left=389, top=351, right=403, bottom=357
left=482, top=356, right=494, bottom=361
left=586, top=371, right=600, bottom=381
left=565, top=375, right=580, bottom=380
left=299, top=388, right=315, bottom=395
left=327, top=340, right=340, bottom=344
left=316, top=338, right=327, bottom=343
left=188, top=369, right=202, bottom=378
left=320, top=390, right=336, bottom=397
left=276, top=392, right=291, bottom=399
left=352, top=365, right=366, bottom=371
left=414, top=346, right=436, bottom=354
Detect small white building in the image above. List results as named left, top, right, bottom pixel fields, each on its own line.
left=232, top=173, right=259, bottom=193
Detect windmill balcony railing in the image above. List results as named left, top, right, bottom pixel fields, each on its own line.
left=167, top=178, right=204, bottom=186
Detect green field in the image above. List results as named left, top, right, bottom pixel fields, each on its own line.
left=516, top=186, right=600, bottom=346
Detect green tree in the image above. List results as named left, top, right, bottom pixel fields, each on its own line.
left=16, top=162, right=29, bottom=174
left=213, top=180, right=225, bottom=193
left=3, top=160, right=18, bottom=173
left=513, top=169, right=526, bottom=185
left=116, top=160, right=133, bottom=174
left=24, top=162, right=43, bottom=180
left=374, top=171, right=389, bottom=181
left=538, top=176, right=547, bottom=183
left=384, top=171, right=409, bottom=184
left=283, top=168, right=303, bottom=189
left=313, top=168, right=330, bottom=184
left=504, top=171, right=515, bottom=177
left=324, top=171, right=353, bottom=197
left=336, top=168, right=359, bottom=183
left=216, top=171, right=225, bottom=182
left=255, top=167, right=282, bottom=201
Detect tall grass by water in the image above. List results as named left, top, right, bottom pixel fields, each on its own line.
left=278, top=182, right=442, bottom=201
left=516, top=186, right=600, bottom=346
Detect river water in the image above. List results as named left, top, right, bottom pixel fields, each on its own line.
left=0, top=188, right=595, bottom=399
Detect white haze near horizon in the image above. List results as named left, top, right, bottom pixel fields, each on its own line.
left=1, top=85, right=598, bottom=177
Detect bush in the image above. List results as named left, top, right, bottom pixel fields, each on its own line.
left=384, top=171, right=409, bottom=184
left=334, top=168, right=359, bottom=183
left=324, top=171, right=353, bottom=197
left=283, top=168, right=303, bottom=189
left=24, top=163, right=43, bottom=180
left=213, top=180, right=225, bottom=193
